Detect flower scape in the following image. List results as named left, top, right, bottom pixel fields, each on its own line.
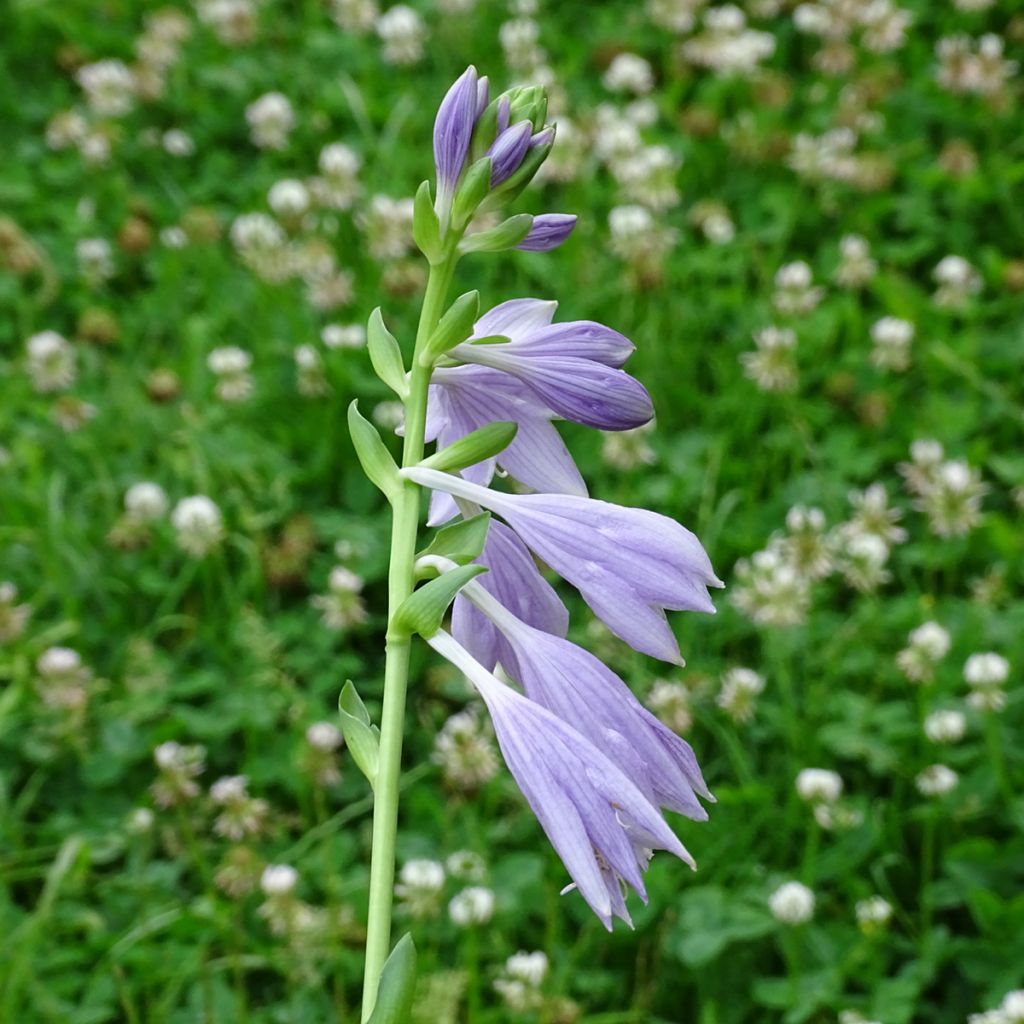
left=1, top=2, right=1022, bottom=1023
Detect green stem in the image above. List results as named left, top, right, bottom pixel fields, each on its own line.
left=361, top=251, right=458, bottom=1021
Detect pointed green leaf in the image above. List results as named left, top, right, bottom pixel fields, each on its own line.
left=367, top=933, right=417, bottom=1024
left=348, top=401, right=400, bottom=502
left=417, top=512, right=492, bottom=568
left=420, top=421, right=518, bottom=474
left=367, top=308, right=407, bottom=399
left=391, top=565, right=487, bottom=639
left=412, top=180, right=444, bottom=264
left=338, top=680, right=379, bottom=788
left=459, top=213, right=534, bottom=254
left=339, top=678, right=371, bottom=727
left=421, top=290, right=480, bottom=364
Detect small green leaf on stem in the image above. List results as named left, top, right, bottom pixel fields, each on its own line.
left=367, top=933, right=417, bottom=1024
left=416, top=512, right=492, bottom=568
left=348, top=401, right=400, bottom=503
left=367, top=309, right=408, bottom=399
left=391, top=565, right=487, bottom=639
left=419, top=421, right=518, bottom=474
left=339, top=680, right=380, bottom=789
left=420, top=290, right=480, bottom=364
left=412, top=180, right=444, bottom=264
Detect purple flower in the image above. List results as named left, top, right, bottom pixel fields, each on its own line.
left=404, top=469, right=722, bottom=663
left=433, top=66, right=483, bottom=211
left=460, top=580, right=711, bottom=818
left=487, top=120, right=533, bottom=186
left=450, top=520, right=569, bottom=672
left=449, top=314, right=652, bottom=431
left=425, top=299, right=590, bottom=521
left=517, top=214, right=577, bottom=253
left=428, top=630, right=695, bottom=928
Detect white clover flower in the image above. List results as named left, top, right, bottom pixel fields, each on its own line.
left=603, top=53, right=655, bottom=95
left=210, top=775, right=248, bottom=804
left=395, top=858, right=445, bottom=917
left=245, top=92, right=295, bottom=150
left=77, top=238, right=115, bottom=282
left=321, top=323, right=366, bottom=349
left=312, top=142, right=362, bottom=209
left=125, top=482, right=169, bottom=522
left=647, top=0, right=703, bottom=32
left=77, top=59, right=136, bottom=116
left=37, top=646, right=83, bottom=678
left=608, top=204, right=676, bottom=273
left=733, top=545, right=811, bottom=627
left=448, top=886, right=495, bottom=926
left=646, top=678, right=693, bottom=734
left=499, top=17, right=545, bottom=73
left=376, top=5, right=425, bottom=65
left=495, top=950, right=548, bottom=1010
left=717, top=667, right=765, bottom=723
left=781, top=505, right=833, bottom=580
left=741, top=326, right=798, bottom=392
left=932, top=254, right=981, bottom=307
left=769, top=881, right=815, bottom=924
left=268, top=178, right=310, bottom=218
left=261, top=863, right=299, bottom=896
left=924, top=709, right=966, bottom=744
left=162, top=129, right=194, bottom=156
left=773, top=260, right=823, bottom=315
left=855, top=895, right=893, bottom=934
left=682, top=5, right=776, bottom=75
left=836, top=529, right=890, bottom=593
left=446, top=850, right=486, bottom=882
left=198, top=0, right=260, bottom=45
left=152, top=741, right=206, bottom=806
left=208, top=345, right=254, bottom=402
left=356, top=194, right=415, bottom=261
left=171, top=496, right=224, bottom=557
left=311, top=566, right=367, bottom=629
left=964, top=653, right=1009, bottom=688
left=870, top=316, right=914, bottom=372
left=835, top=234, right=877, bottom=288
left=846, top=483, right=906, bottom=546
left=615, top=145, right=681, bottom=211
left=306, top=721, right=343, bottom=752
left=916, top=459, right=986, bottom=537
left=795, top=768, right=843, bottom=805
left=601, top=422, right=656, bottom=471
left=26, top=331, right=76, bottom=392
left=897, top=621, right=951, bottom=683
left=433, top=706, right=499, bottom=790
left=916, top=763, right=958, bottom=797
left=0, top=582, right=31, bottom=644
left=330, top=0, right=379, bottom=32
left=126, top=807, right=155, bottom=833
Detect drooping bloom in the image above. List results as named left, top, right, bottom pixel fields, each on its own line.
left=406, top=468, right=721, bottom=663
left=458, top=577, right=712, bottom=818
left=428, top=630, right=695, bottom=927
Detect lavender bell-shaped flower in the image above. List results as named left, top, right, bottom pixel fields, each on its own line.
left=405, top=468, right=722, bottom=663
left=458, top=578, right=712, bottom=817
left=427, top=630, right=696, bottom=928
left=487, top=119, right=535, bottom=186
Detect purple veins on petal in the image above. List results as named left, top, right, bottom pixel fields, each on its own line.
left=465, top=587, right=712, bottom=816
left=403, top=469, right=722, bottom=663
left=433, top=66, right=480, bottom=202
left=427, top=630, right=695, bottom=928
left=452, top=520, right=569, bottom=672
left=516, top=213, right=577, bottom=253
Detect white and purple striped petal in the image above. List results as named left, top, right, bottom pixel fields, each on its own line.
left=428, top=630, right=695, bottom=928
left=404, top=470, right=722, bottom=663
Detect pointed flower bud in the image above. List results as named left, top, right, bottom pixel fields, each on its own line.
left=516, top=214, right=577, bottom=253
left=487, top=121, right=534, bottom=187
left=433, top=66, right=482, bottom=220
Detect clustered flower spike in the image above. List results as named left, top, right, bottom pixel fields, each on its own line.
left=359, top=68, right=722, bottom=929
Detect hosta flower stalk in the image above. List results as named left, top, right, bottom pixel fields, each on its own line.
left=349, top=66, right=720, bottom=1022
